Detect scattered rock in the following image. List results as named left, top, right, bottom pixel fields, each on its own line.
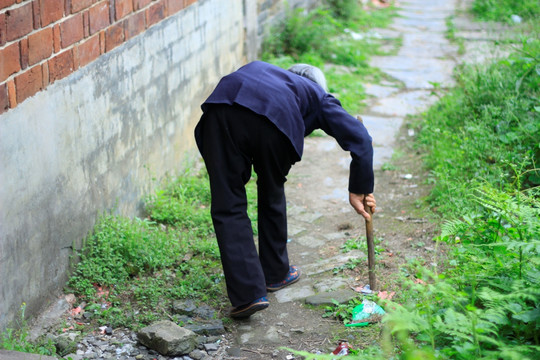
left=185, top=320, right=225, bottom=336
left=189, top=348, right=206, bottom=359
left=137, top=320, right=198, bottom=356
left=226, top=347, right=243, bottom=357
left=172, top=299, right=197, bottom=316
left=193, top=305, right=216, bottom=320
left=203, top=342, right=219, bottom=352
left=305, top=289, right=357, bottom=306
left=54, top=335, right=78, bottom=357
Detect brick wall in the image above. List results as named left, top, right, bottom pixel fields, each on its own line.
left=0, top=0, right=198, bottom=114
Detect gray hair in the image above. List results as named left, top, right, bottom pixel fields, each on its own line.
left=288, top=64, right=328, bottom=92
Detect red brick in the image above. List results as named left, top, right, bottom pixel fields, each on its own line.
left=64, top=0, right=70, bottom=15
left=185, top=0, right=196, bottom=7
left=42, top=61, right=49, bottom=86
left=28, top=27, right=53, bottom=65
left=7, top=79, right=16, bottom=107
left=60, top=13, right=84, bottom=47
left=48, top=49, right=74, bottom=83
left=76, top=34, right=99, bottom=66
left=0, top=42, right=21, bottom=82
left=115, top=0, right=132, bottom=20
left=5, top=2, right=33, bottom=41
left=82, top=10, right=89, bottom=37
left=72, top=43, right=78, bottom=68
left=0, top=82, right=8, bottom=114
left=14, top=65, right=43, bottom=103
left=133, top=0, right=151, bottom=11
left=146, top=1, right=165, bottom=27
left=167, top=0, right=184, bottom=15
left=0, top=0, right=17, bottom=10
left=89, top=1, right=110, bottom=35
left=20, top=38, right=28, bottom=69
left=104, top=22, right=123, bottom=52
left=124, top=10, right=144, bottom=39
left=40, top=0, right=64, bottom=27
left=0, top=13, right=5, bottom=45
left=99, top=30, right=104, bottom=53
left=71, top=0, right=92, bottom=13
left=32, top=0, right=41, bottom=29
left=52, top=24, right=60, bottom=52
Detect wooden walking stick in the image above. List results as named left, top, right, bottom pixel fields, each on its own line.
left=356, top=115, right=376, bottom=291
left=364, top=199, right=376, bottom=291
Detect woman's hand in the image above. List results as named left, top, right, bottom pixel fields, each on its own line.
left=349, top=193, right=376, bottom=221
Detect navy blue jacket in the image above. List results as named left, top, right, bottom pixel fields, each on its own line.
left=195, top=61, right=374, bottom=194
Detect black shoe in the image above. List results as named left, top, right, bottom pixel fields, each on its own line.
left=230, top=297, right=269, bottom=319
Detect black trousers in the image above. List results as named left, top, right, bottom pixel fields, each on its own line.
left=199, top=104, right=296, bottom=307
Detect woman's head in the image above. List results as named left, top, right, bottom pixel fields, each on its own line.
left=288, top=64, right=328, bottom=92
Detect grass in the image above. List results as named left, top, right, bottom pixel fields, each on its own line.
left=413, top=36, right=539, bottom=216
left=0, top=304, right=57, bottom=356
left=471, top=0, right=540, bottom=23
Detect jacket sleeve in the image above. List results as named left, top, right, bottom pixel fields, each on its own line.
left=318, top=94, right=374, bottom=194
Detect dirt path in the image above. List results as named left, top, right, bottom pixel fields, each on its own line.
left=220, top=0, right=513, bottom=358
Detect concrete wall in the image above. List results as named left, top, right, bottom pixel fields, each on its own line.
left=0, top=0, right=323, bottom=331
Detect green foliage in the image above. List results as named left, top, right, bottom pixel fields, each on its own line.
left=323, top=297, right=363, bottom=324
left=68, top=216, right=184, bottom=297
left=383, top=265, right=540, bottom=359
left=67, top=170, right=228, bottom=329
left=262, top=3, right=396, bottom=65
left=472, top=0, right=540, bottom=22
left=263, top=7, right=339, bottom=60
left=0, top=304, right=56, bottom=356
left=324, top=0, right=360, bottom=23
left=145, top=171, right=213, bottom=237
left=415, top=37, right=540, bottom=216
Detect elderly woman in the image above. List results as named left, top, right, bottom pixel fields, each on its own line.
left=194, top=61, right=376, bottom=318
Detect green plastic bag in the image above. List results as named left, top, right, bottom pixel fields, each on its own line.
left=345, top=299, right=385, bottom=327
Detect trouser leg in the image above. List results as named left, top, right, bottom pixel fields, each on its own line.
left=252, top=126, right=294, bottom=284
left=199, top=104, right=295, bottom=306
left=199, top=105, right=267, bottom=307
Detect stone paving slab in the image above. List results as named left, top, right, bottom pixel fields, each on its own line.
left=371, top=56, right=456, bottom=89
left=370, top=90, right=440, bottom=117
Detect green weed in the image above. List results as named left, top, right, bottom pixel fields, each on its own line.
left=414, top=37, right=539, bottom=216
left=0, top=304, right=57, bottom=356
left=446, top=15, right=465, bottom=55
left=67, top=170, right=229, bottom=330
left=471, top=0, right=540, bottom=22
left=145, top=170, right=213, bottom=237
